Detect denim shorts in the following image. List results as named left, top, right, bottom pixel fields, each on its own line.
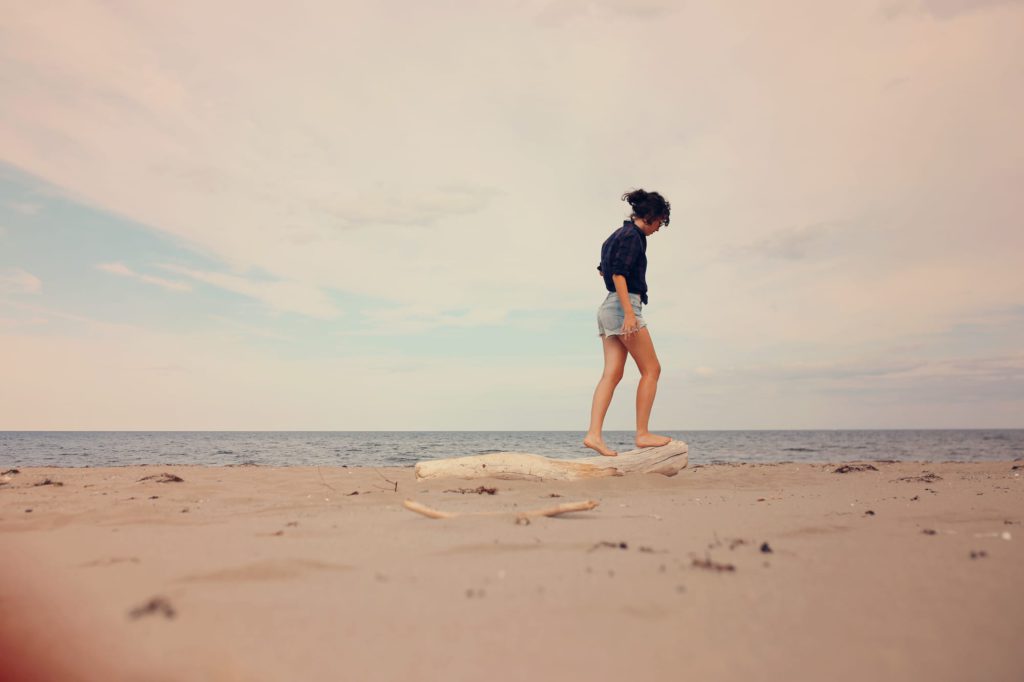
left=597, top=291, right=647, bottom=338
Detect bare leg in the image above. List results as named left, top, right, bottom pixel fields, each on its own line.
left=583, top=335, right=627, bottom=456
left=618, top=327, right=672, bottom=448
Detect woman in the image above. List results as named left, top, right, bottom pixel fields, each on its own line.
left=583, top=189, right=673, bottom=457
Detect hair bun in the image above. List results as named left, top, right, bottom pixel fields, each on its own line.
left=621, top=188, right=671, bottom=225
left=621, top=189, right=648, bottom=209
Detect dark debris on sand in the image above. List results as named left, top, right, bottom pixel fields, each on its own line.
left=588, top=541, right=628, bottom=552
left=444, top=486, right=497, bottom=495
left=129, top=596, right=176, bottom=620
left=33, top=478, right=64, bottom=487
left=833, top=464, right=879, bottom=474
left=691, top=555, right=736, bottom=572
left=138, top=473, right=184, bottom=483
left=894, top=472, right=943, bottom=483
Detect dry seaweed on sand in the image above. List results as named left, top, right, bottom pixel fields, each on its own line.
left=588, top=541, right=628, bottom=552
left=33, top=478, right=64, bottom=487
left=894, top=472, right=943, bottom=483
left=1, top=468, right=19, bottom=476
left=128, top=596, right=176, bottom=620
left=443, top=486, right=497, bottom=495
left=691, top=555, right=736, bottom=572
left=833, top=464, right=879, bottom=474
left=138, top=473, right=184, bottom=483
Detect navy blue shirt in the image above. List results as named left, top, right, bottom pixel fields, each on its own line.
left=597, top=220, right=648, bottom=304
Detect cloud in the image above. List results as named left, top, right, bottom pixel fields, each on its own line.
left=682, top=352, right=1024, bottom=407
left=157, top=263, right=338, bottom=319
left=0, top=268, right=41, bottom=294
left=321, top=184, right=501, bottom=230
left=729, top=221, right=849, bottom=262
left=206, top=314, right=295, bottom=342
left=534, top=0, right=678, bottom=25
left=882, top=0, right=1023, bottom=19
left=96, top=262, right=192, bottom=292
left=5, top=200, right=41, bottom=215
left=333, top=302, right=510, bottom=337
left=0, top=315, right=47, bottom=330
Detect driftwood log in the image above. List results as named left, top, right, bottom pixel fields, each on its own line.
left=414, top=439, right=688, bottom=481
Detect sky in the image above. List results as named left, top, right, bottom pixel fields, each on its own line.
left=1, top=0, right=1022, bottom=430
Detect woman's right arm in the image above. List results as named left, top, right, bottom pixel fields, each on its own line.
left=612, top=274, right=638, bottom=335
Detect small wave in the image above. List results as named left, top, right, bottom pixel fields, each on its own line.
left=782, top=448, right=817, bottom=452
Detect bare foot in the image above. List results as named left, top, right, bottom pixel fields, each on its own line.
left=583, top=435, right=617, bottom=457
left=636, top=433, right=672, bottom=448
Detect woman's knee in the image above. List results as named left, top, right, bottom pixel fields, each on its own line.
left=640, top=362, right=661, bottom=379
left=603, top=369, right=624, bottom=384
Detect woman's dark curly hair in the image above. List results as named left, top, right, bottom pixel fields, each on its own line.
left=622, top=189, right=671, bottom=226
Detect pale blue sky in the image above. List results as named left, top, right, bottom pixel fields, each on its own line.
left=1, top=0, right=1022, bottom=429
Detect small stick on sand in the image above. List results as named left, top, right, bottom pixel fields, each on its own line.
left=402, top=499, right=598, bottom=520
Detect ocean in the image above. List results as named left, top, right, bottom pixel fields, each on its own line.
left=1, top=430, right=1022, bottom=468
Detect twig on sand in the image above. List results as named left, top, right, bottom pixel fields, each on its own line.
left=316, top=466, right=336, bottom=491
left=403, top=499, right=598, bottom=522
left=374, top=469, right=398, bottom=493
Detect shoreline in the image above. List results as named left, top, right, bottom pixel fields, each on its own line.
left=2, top=461, right=1022, bottom=681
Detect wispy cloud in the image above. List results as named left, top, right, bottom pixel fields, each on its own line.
left=0, top=315, right=47, bottom=330
left=5, top=200, right=42, bottom=215
left=0, top=268, right=41, bottom=294
left=157, top=264, right=338, bottom=319
left=321, top=184, right=500, bottom=230
left=882, top=0, right=1023, bottom=19
left=96, top=262, right=192, bottom=292
left=334, top=303, right=511, bottom=337
left=729, top=221, right=849, bottom=262
left=693, top=350, right=1024, bottom=385
left=535, top=0, right=678, bottom=26
left=206, top=314, right=295, bottom=342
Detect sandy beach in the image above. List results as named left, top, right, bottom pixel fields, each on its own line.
left=1, top=460, right=1022, bottom=681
